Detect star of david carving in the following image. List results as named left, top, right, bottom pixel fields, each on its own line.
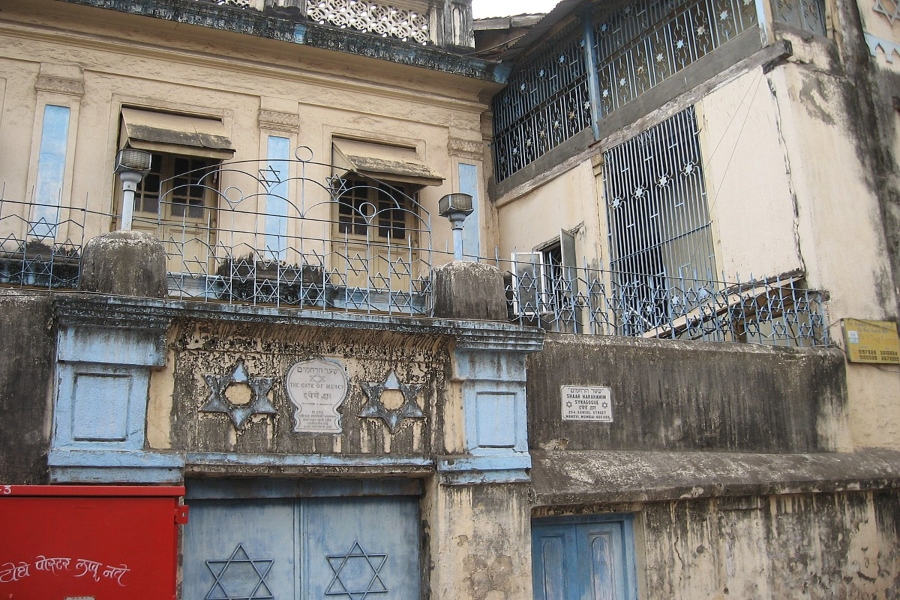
left=205, top=544, right=274, bottom=600
left=201, top=359, right=276, bottom=429
left=325, top=541, right=388, bottom=599
left=359, top=370, right=425, bottom=434
left=875, top=0, right=900, bottom=24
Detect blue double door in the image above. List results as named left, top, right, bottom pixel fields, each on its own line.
left=183, top=494, right=421, bottom=599
left=532, top=515, right=638, bottom=600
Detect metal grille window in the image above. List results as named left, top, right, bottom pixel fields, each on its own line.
left=492, top=22, right=591, bottom=183
left=593, top=0, right=758, bottom=117
left=603, top=106, right=716, bottom=334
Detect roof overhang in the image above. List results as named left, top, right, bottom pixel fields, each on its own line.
left=332, top=138, right=444, bottom=188
left=120, top=107, right=235, bottom=160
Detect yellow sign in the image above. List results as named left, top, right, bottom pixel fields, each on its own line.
left=841, top=319, right=900, bottom=364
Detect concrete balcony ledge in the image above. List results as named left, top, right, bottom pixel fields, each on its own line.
left=530, top=448, right=900, bottom=506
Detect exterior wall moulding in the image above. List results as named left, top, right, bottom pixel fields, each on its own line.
left=45, top=295, right=542, bottom=486
left=258, top=108, right=301, bottom=131
left=34, top=75, right=85, bottom=97
left=56, top=0, right=503, bottom=81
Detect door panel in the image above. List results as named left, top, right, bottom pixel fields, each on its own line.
left=532, top=516, right=636, bottom=600
left=303, top=496, right=421, bottom=599
left=183, top=495, right=420, bottom=599
left=182, top=499, right=297, bottom=599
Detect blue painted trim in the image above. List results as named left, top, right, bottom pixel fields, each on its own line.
left=50, top=466, right=182, bottom=484
left=48, top=449, right=184, bottom=484
left=185, top=477, right=423, bottom=499
left=49, top=449, right=184, bottom=468
left=437, top=454, right=532, bottom=472
left=458, top=163, right=481, bottom=259
left=439, top=470, right=530, bottom=485
left=53, top=364, right=150, bottom=451
left=186, top=452, right=433, bottom=469
left=32, top=105, right=70, bottom=239
left=57, top=326, right=166, bottom=366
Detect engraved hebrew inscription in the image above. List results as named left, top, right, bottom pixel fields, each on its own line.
left=561, top=386, right=613, bottom=422
left=286, top=359, right=348, bottom=433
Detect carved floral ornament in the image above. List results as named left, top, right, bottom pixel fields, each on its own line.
left=201, top=359, right=426, bottom=434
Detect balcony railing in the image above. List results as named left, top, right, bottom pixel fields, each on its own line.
left=502, top=255, right=828, bottom=347
left=0, top=193, right=829, bottom=346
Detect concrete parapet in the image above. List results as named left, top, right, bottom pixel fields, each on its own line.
left=80, top=230, right=168, bottom=298
left=433, top=260, right=508, bottom=321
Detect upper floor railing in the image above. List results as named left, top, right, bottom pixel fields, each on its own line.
left=0, top=148, right=435, bottom=316
left=492, top=0, right=827, bottom=182
left=500, top=254, right=829, bottom=347
left=0, top=192, right=829, bottom=347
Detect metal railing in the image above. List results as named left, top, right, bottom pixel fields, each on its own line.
left=502, top=256, right=828, bottom=347
left=0, top=190, right=829, bottom=346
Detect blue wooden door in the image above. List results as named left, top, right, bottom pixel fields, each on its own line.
left=183, top=495, right=420, bottom=599
left=532, top=515, right=637, bottom=600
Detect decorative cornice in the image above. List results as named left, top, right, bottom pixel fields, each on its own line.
left=258, top=109, right=301, bottom=131
left=865, top=31, right=900, bottom=63
left=35, top=75, right=85, bottom=97
left=56, top=0, right=507, bottom=82
left=448, top=137, right=483, bottom=160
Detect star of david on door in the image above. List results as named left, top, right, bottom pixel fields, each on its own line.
left=325, top=541, right=389, bottom=599
left=205, top=544, right=274, bottom=600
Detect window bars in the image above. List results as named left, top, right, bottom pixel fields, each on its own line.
left=492, top=0, right=826, bottom=182
left=603, top=105, right=717, bottom=337
left=493, top=21, right=591, bottom=183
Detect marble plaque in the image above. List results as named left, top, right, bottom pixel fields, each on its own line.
left=561, top=386, right=613, bottom=422
left=285, top=358, right=348, bottom=433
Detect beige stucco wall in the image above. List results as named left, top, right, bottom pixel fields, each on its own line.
left=0, top=0, right=495, bottom=264
left=698, top=69, right=804, bottom=279
left=495, top=159, right=603, bottom=268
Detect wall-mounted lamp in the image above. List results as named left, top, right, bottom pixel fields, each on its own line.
left=115, top=148, right=153, bottom=231
left=438, top=193, right=474, bottom=261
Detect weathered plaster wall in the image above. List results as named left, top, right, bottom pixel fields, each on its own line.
left=634, top=491, right=900, bottom=599
left=527, top=334, right=850, bottom=452
left=424, top=481, right=533, bottom=600
left=763, top=32, right=900, bottom=449
left=495, top=160, right=603, bottom=267
left=699, top=69, right=804, bottom=278
left=0, top=291, right=53, bottom=483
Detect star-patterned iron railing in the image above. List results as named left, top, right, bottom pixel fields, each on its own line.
left=0, top=148, right=435, bottom=317
left=492, top=0, right=825, bottom=183
left=0, top=194, right=85, bottom=290
left=503, top=256, right=828, bottom=347
left=146, top=148, right=435, bottom=316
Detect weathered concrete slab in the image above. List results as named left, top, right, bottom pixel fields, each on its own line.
left=528, top=334, right=849, bottom=453
left=531, top=448, right=900, bottom=505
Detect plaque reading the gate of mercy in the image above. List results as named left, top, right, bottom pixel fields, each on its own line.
left=561, top=386, right=613, bottom=422
left=286, top=359, right=349, bottom=433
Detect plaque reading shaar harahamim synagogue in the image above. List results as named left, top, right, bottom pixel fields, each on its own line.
left=286, top=358, right=349, bottom=433
left=561, top=386, right=613, bottom=422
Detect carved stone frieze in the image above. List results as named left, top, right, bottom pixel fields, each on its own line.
left=448, top=137, right=483, bottom=160
left=35, top=75, right=84, bottom=97
left=258, top=109, right=301, bottom=131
